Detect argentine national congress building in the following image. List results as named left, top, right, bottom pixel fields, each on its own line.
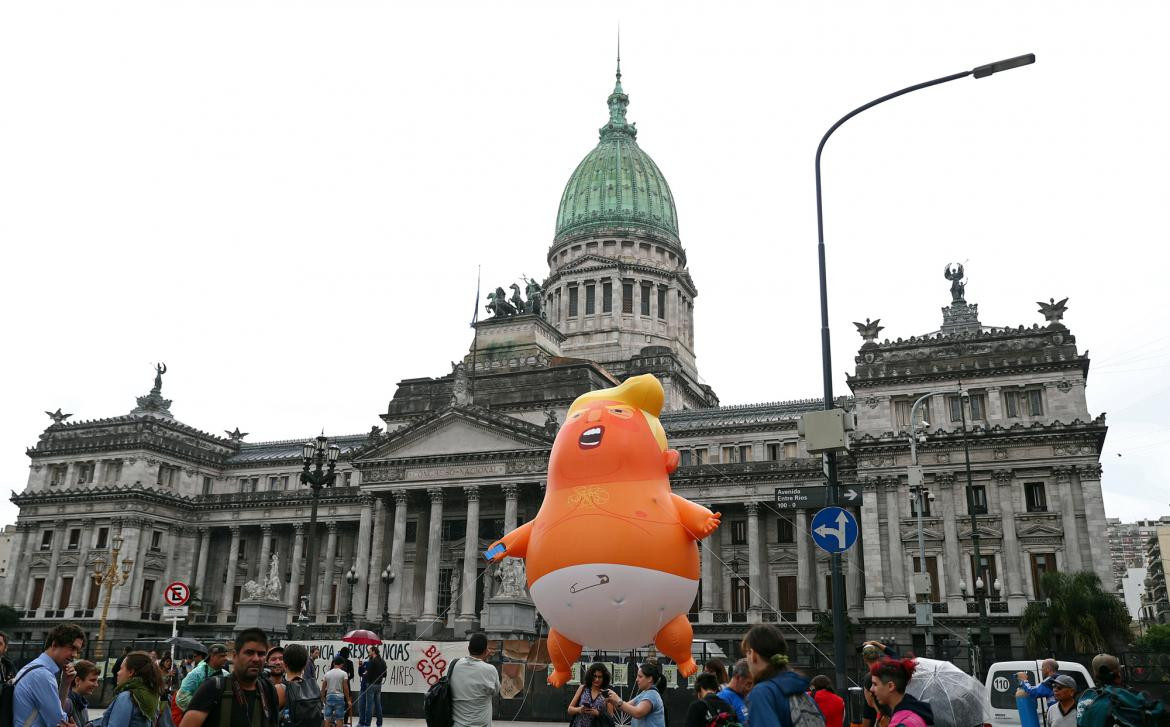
left=1, top=63, right=1111, bottom=666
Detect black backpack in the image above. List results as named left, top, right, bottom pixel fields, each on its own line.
left=1, top=665, right=46, bottom=727
left=423, top=658, right=459, bottom=727
left=283, top=677, right=323, bottom=727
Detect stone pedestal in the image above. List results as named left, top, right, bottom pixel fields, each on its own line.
left=482, top=596, right=537, bottom=640
left=236, top=599, right=289, bottom=637
left=466, top=314, right=564, bottom=373
left=414, top=617, right=445, bottom=640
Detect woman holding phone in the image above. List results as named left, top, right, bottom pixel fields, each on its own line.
left=569, top=663, right=615, bottom=727
left=605, top=662, right=665, bottom=727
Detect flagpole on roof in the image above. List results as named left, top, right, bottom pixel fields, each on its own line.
left=468, top=265, right=481, bottom=405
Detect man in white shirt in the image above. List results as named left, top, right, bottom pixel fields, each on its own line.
left=1045, top=675, right=1079, bottom=727
left=449, top=633, right=499, bottom=727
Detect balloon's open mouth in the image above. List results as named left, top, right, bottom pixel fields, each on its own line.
left=578, top=426, right=604, bottom=449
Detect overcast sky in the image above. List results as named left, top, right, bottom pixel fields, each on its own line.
left=1, top=1, right=1167, bottom=526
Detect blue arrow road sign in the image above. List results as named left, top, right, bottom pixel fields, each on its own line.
left=810, top=507, right=859, bottom=554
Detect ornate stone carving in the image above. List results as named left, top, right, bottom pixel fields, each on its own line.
left=224, top=428, right=248, bottom=442
left=363, top=467, right=405, bottom=483
left=1052, top=466, right=1072, bottom=484
left=428, top=488, right=444, bottom=504
left=1056, top=380, right=1072, bottom=393
left=464, top=486, right=480, bottom=502
left=992, top=470, right=1013, bottom=486
left=936, top=452, right=951, bottom=464
left=506, top=460, right=546, bottom=475
left=495, top=557, right=528, bottom=598
left=935, top=473, right=956, bottom=488
left=44, top=408, right=73, bottom=424
left=994, top=448, right=1008, bottom=460
left=1037, top=297, right=1069, bottom=323
left=544, top=410, right=559, bottom=436
left=241, top=553, right=282, bottom=601
left=745, top=501, right=759, bottom=516
left=501, top=484, right=520, bottom=500
left=864, top=396, right=879, bottom=410
left=392, top=489, right=409, bottom=506
left=853, top=319, right=884, bottom=343
left=1076, top=464, right=1103, bottom=480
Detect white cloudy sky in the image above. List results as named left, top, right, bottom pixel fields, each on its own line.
left=1, top=1, right=1167, bottom=525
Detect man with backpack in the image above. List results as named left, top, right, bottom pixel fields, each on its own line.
left=178, top=629, right=286, bottom=727
left=12, top=623, right=84, bottom=727
left=716, top=660, right=752, bottom=727
left=448, top=633, right=498, bottom=727
left=1077, top=654, right=1169, bottom=727
left=684, top=673, right=737, bottom=727
left=176, top=645, right=228, bottom=711
left=277, top=645, right=321, bottom=727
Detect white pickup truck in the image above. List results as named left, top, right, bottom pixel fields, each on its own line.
left=984, top=660, right=1095, bottom=727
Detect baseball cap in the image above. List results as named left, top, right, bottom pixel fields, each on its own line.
left=207, top=644, right=228, bottom=656
left=266, top=646, right=284, bottom=658
left=1053, top=675, right=1077, bottom=690
left=1091, top=654, right=1120, bottom=678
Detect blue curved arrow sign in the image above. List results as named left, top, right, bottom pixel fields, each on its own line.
left=810, top=506, right=858, bottom=554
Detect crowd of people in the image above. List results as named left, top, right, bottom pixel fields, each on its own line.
left=3, top=623, right=1162, bottom=727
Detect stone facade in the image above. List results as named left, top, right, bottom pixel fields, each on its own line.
left=0, top=65, right=1113, bottom=659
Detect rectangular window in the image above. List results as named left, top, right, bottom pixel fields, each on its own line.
left=57, top=577, right=73, bottom=610
left=1027, top=389, right=1044, bottom=416
left=105, top=459, right=123, bottom=483
left=40, top=531, right=52, bottom=551
left=96, top=528, right=109, bottom=549
left=622, top=282, right=634, bottom=314
left=1004, top=391, right=1020, bottom=418
left=343, top=472, right=352, bottom=487
left=777, top=518, right=795, bottom=544
left=238, top=539, right=248, bottom=560
left=895, top=400, right=913, bottom=429
left=679, top=450, right=692, bottom=467
left=585, top=285, right=595, bottom=314
left=437, top=568, right=453, bottom=617
left=731, top=521, right=747, bottom=545
left=139, top=579, right=156, bottom=613
left=481, top=519, right=505, bottom=541
left=640, top=282, right=651, bottom=316
left=76, top=462, right=94, bottom=484
left=911, top=493, right=932, bottom=517
left=68, top=529, right=80, bottom=550
left=721, top=446, right=738, bottom=463
left=202, top=476, right=213, bottom=496
left=777, top=576, right=797, bottom=613
left=918, top=400, right=931, bottom=428
left=441, top=519, right=467, bottom=541
left=739, top=445, right=752, bottom=463
left=911, top=556, right=941, bottom=602
left=1025, top=482, right=1048, bottom=512
left=555, top=289, right=562, bottom=319
left=31, top=578, right=45, bottom=609
left=49, top=464, right=67, bottom=486
left=767, top=443, right=780, bottom=461
left=269, top=476, right=280, bottom=491
left=405, top=521, right=418, bottom=542
left=968, top=485, right=988, bottom=515
left=657, top=287, right=666, bottom=319
left=232, top=586, right=242, bottom=613
left=948, top=395, right=963, bottom=423
left=970, top=554, right=998, bottom=598
left=1030, top=553, right=1057, bottom=599
left=694, top=448, right=708, bottom=465
left=732, top=578, right=750, bottom=614
left=602, top=281, right=613, bottom=313
left=568, top=286, right=579, bottom=317
left=157, top=464, right=178, bottom=487
left=969, top=393, right=987, bottom=420
left=784, top=442, right=798, bottom=458
left=87, top=576, right=101, bottom=609
left=150, top=530, right=163, bottom=552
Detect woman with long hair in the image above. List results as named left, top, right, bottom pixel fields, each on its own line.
left=604, top=662, right=665, bottom=727
left=569, top=663, right=615, bottom=727
left=741, top=624, right=822, bottom=727
left=157, top=654, right=175, bottom=695
left=101, top=651, right=164, bottom=727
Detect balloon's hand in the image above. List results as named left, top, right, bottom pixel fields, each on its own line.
left=698, top=512, right=722, bottom=537
left=484, top=543, right=507, bottom=562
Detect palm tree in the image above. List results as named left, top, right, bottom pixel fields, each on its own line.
left=1020, top=571, right=1132, bottom=654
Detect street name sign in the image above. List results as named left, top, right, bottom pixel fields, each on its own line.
left=162, top=605, right=188, bottom=619
left=773, top=485, right=860, bottom=509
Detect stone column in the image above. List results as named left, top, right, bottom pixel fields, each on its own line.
left=352, top=495, right=374, bottom=618
left=860, top=483, right=885, bottom=612
left=795, top=510, right=812, bottom=621
left=883, top=481, right=908, bottom=614
left=700, top=502, right=716, bottom=621
left=1077, top=464, right=1113, bottom=585
left=40, top=523, right=67, bottom=613
left=746, top=502, right=762, bottom=618
left=163, top=525, right=183, bottom=588
left=937, top=473, right=964, bottom=611
left=68, top=519, right=95, bottom=612
left=846, top=511, right=864, bottom=617
left=366, top=497, right=388, bottom=621
left=130, top=519, right=152, bottom=613
left=255, top=524, right=272, bottom=586
left=193, top=528, right=210, bottom=594
left=993, top=471, right=1026, bottom=609
left=221, top=526, right=241, bottom=622
left=420, top=488, right=445, bottom=622
left=1054, top=467, right=1082, bottom=571
left=286, top=523, right=305, bottom=621
left=503, top=485, right=520, bottom=533
left=318, top=522, right=339, bottom=620
left=1, top=524, right=29, bottom=604
left=458, top=487, right=481, bottom=629
left=388, top=490, right=409, bottom=618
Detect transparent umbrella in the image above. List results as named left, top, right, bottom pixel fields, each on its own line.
left=905, top=658, right=992, bottom=727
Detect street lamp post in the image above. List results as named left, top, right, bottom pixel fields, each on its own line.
left=380, top=565, right=394, bottom=637
left=301, top=434, right=341, bottom=625
left=814, top=53, right=1034, bottom=690
left=344, top=566, right=358, bottom=630
left=961, top=575, right=1002, bottom=675
left=957, top=382, right=999, bottom=678
left=92, top=535, right=133, bottom=660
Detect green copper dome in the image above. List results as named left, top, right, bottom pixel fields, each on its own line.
left=554, top=63, right=679, bottom=244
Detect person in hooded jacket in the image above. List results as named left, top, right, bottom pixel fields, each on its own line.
left=868, top=658, right=933, bottom=727
left=685, top=673, right=735, bottom=727
left=741, top=624, right=824, bottom=727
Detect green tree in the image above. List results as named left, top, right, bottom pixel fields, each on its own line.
left=1020, top=571, right=1132, bottom=654
left=0, top=604, right=20, bottom=628
left=1134, top=623, right=1170, bottom=652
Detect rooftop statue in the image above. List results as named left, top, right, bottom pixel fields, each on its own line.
left=1037, top=297, right=1069, bottom=324
left=944, top=263, right=966, bottom=303
left=450, top=361, right=470, bottom=405
left=509, top=284, right=525, bottom=315
left=523, top=276, right=544, bottom=317
left=486, top=287, right=518, bottom=318
left=45, top=408, right=73, bottom=425
left=853, top=318, right=884, bottom=343
left=152, top=362, right=167, bottom=394
left=224, top=427, right=248, bottom=442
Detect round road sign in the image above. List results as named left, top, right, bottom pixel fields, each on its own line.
left=164, top=581, right=191, bottom=607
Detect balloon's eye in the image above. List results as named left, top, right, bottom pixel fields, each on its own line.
left=607, top=407, right=633, bottom=419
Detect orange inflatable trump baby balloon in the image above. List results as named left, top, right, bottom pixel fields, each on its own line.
left=485, top=374, right=721, bottom=687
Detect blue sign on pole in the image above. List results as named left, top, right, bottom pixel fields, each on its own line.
left=810, top=506, right=859, bottom=554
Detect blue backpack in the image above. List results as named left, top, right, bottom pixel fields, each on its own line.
left=1078, top=685, right=1169, bottom=727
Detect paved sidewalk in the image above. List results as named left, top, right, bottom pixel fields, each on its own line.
left=90, top=709, right=561, bottom=726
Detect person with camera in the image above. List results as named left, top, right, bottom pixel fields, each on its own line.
left=264, top=648, right=285, bottom=687
left=569, top=663, right=615, bottom=727
left=604, top=662, right=665, bottom=727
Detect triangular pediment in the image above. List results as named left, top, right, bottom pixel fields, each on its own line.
left=1018, top=523, right=1065, bottom=537
left=558, top=254, right=621, bottom=273
left=357, top=406, right=552, bottom=461
left=901, top=526, right=945, bottom=543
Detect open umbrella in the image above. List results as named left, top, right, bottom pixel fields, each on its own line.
left=164, top=636, right=207, bottom=652
left=906, top=658, right=992, bottom=727
left=341, top=629, right=382, bottom=646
